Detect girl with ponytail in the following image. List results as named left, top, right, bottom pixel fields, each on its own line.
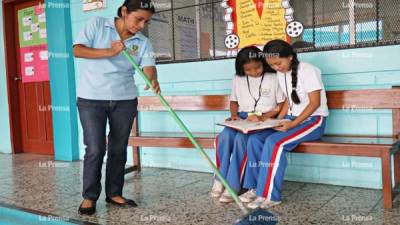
left=73, top=0, right=158, bottom=215
left=242, top=39, right=329, bottom=209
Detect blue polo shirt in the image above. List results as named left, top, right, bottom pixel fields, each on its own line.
left=73, top=17, right=155, bottom=100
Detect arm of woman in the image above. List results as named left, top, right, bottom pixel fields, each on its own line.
left=275, top=90, right=321, bottom=131
left=143, top=66, right=161, bottom=94
left=277, top=99, right=289, bottom=119
left=260, top=101, right=285, bottom=121
left=73, top=41, right=124, bottom=59
left=227, top=101, right=240, bottom=121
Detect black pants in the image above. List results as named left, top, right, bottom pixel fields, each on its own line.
left=77, top=98, right=138, bottom=201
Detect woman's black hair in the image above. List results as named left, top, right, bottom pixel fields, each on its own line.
left=118, top=0, right=156, bottom=17
left=235, top=46, right=275, bottom=77
left=263, top=39, right=300, bottom=104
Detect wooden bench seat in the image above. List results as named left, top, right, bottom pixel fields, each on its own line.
left=127, top=88, right=400, bottom=209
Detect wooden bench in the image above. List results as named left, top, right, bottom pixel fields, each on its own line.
left=127, top=88, right=400, bottom=209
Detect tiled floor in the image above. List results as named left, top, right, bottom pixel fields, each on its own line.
left=0, top=153, right=399, bottom=225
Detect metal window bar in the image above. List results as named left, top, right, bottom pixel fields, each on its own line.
left=149, top=0, right=400, bottom=64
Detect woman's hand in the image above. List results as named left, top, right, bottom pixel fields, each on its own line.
left=109, top=41, right=125, bottom=57
left=247, top=114, right=261, bottom=122
left=274, top=120, right=294, bottom=132
left=226, top=115, right=240, bottom=121
left=144, top=79, right=161, bottom=94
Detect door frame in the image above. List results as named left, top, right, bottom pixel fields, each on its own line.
left=2, top=0, right=80, bottom=160
left=3, top=0, right=52, bottom=154
left=2, top=0, right=28, bottom=154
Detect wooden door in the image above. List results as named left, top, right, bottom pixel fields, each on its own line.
left=5, top=0, right=54, bottom=155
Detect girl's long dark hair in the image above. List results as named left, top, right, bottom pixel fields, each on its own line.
left=235, top=46, right=275, bottom=76
left=263, top=40, right=300, bottom=104
left=118, top=0, right=155, bottom=17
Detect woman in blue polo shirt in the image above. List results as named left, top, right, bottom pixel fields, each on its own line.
left=73, top=0, right=160, bottom=215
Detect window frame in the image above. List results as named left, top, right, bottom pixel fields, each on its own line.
left=149, top=0, right=400, bottom=64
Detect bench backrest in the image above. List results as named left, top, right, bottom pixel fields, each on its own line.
left=137, top=89, right=400, bottom=138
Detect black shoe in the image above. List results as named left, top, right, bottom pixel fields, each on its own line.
left=105, top=197, right=138, bottom=207
left=78, top=202, right=96, bottom=215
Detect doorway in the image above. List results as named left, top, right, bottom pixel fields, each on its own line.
left=3, top=0, right=54, bottom=155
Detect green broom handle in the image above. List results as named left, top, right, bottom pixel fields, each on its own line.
left=122, top=50, right=248, bottom=214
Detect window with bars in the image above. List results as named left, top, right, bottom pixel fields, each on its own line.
left=145, top=0, right=400, bottom=63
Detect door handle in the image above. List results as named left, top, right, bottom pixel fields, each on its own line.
left=14, top=76, right=22, bottom=81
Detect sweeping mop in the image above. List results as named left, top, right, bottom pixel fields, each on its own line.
left=122, top=50, right=278, bottom=225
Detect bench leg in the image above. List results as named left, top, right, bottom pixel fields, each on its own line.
left=125, top=117, right=141, bottom=174
left=133, top=146, right=141, bottom=172
left=393, top=150, right=400, bottom=209
left=124, top=147, right=141, bottom=174
left=381, top=151, right=393, bottom=209
left=395, top=152, right=400, bottom=186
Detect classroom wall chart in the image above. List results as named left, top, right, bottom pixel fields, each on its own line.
left=221, top=0, right=303, bottom=56
left=18, top=5, right=49, bottom=83
left=83, top=0, right=106, bottom=12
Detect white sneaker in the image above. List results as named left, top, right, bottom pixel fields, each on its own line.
left=219, top=190, right=234, bottom=203
left=247, top=197, right=266, bottom=209
left=210, top=180, right=224, bottom=198
left=239, top=189, right=257, bottom=203
left=247, top=197, right=281, bottom=209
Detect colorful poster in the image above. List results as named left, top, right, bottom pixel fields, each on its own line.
left=236, top=0, right=287, bottom=47
left=221, top=0, right=304, bottom=56
left=18, top=5, right=47, bottom=47
left=20, top=45, right=49, bottom=83
left=17, top=5, right=49, bottom=83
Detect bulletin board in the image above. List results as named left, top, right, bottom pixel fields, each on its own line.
left=17, top=5, right=49, bottom=83
left=221, top=0, right=304, bottom=56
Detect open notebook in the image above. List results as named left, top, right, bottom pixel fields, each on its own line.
left=217, top=119, right=291, bottom=134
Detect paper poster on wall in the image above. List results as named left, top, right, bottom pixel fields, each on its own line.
left=38, top=13, right=46, bottom=23
left=39, top=28, right=47, bottom=39
left=18, top=5, right=49, bottom=83
left=83, top=0, right=106, bottom=12
left=148, top=12, right=173, bottom=60
left=174, top=10, right=199, bottom=60
left=20, top=45, right=49, bottom=83
left=22, top=16, right=32, bottom=26
left=18, top=6, right=47, bottom=47
left=24, top=52, right=34, bottom=62
left=221, top=0, right=304, bottom=56
left=178, top=25, right=198, bottom=59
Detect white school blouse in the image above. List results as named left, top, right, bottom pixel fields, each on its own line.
left=276, top=62, right=329, bottom=117
left=230, top=73, right=285, bottom=113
